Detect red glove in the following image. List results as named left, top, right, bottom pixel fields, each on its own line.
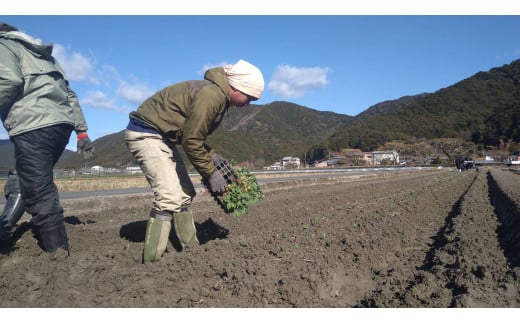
left=77, top=133, right=95, bottom=159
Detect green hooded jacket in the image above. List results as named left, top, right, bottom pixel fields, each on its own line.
left=129, top=67, right=231, bottom=178
left=0, top=31, right=88, bottom=137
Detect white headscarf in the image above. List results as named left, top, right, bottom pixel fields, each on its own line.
left=224, top=59, right=264, bottom=99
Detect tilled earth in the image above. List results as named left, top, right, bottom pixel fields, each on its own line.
left=1, top=167, right=519, bottom=307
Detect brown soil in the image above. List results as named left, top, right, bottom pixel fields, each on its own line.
left=1, top=167, right=519, bottom=308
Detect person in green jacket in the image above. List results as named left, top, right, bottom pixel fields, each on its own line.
left=0, top=22, right=95, bottom=255
left=125, top=59, right=264, bottom=263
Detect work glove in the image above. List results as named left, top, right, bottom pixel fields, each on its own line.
left=212, top=153, right=238, bottom=183
left=212, top=153, right=228, bottom=166
left=207, top=170, right=228, bottom=194
left=77, top=132, right=95, bottom=159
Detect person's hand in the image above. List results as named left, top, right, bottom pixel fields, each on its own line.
left=207, top=171, right=227, bottom=194
left=77, top=133, right=95, bottom=159
left=211, top=153, right=238, bottom=184
left=212, top=153, right=228, bottom=165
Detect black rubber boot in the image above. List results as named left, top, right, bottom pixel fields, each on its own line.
left=0, top=218, right=10, bottom=242
left=0, top=170, right=26, bottom=242
left=38, top=223, right=69, bottom=254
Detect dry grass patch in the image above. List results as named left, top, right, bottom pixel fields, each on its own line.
left=0, top=174, right=205, bottom=193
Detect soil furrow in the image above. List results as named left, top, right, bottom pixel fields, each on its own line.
left=1, top=168, right=519, bottom=307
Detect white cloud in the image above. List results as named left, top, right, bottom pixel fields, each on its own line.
left=96, top=65, right=120, bottom=88
left=52, top=44, right=96, bottom=83
left=268, top=64, right=331, bottom=99
left=117, top=81, right=155, bottom=104
left=48, top=45, right=155, bottom=114
left=81, top=91, right=116, bottom=110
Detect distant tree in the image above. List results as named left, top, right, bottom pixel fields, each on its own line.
left=306, top=144, right=328, bottom=163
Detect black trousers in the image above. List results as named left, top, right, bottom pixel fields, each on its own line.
left=11, top=124, right=73, bottom=229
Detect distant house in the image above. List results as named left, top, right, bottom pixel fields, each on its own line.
left=327, top=157, right=342, bottom=166
left=312, top=156, right=346, bottom=167
left=266, top=156, right=300, bottom=170
left=372, top=150, right=399, bottom=165
left=314, top=160, right=329, bottom=168
left=91, top=165, right=104, bottom=174
left=281, top=156, right=300, bottom=168
left=312, top=150, right=399, bottom=168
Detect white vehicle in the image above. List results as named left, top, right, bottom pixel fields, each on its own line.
left=504, top=160, right=520, bottom=166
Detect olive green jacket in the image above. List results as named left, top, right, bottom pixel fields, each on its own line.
left=129, top=67, right=231, bottom=177
left=0, top=31, right=88, bottom=137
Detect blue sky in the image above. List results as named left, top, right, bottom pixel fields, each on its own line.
left=2, top=3, right=520, bottom=151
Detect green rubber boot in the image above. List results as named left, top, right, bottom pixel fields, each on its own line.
left=173, top=208, right=199, bottom=248
left=143, top=210, right=172, bottom=263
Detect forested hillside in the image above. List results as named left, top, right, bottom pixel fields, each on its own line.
left=205, top=102, right=352, bottom=167
left=327, top=59, right=520, bottom=152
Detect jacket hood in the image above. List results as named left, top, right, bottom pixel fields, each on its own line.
left=0, top=31, right=53, bottom=56
left=204, top=67, right=231, bottom=99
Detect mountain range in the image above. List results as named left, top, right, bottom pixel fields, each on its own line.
left=1, top=58, right=519, bottom=174
left=328, top=59, right=520, bottom=152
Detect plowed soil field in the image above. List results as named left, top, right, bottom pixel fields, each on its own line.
left=1, top=167, right=519, bottom=309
